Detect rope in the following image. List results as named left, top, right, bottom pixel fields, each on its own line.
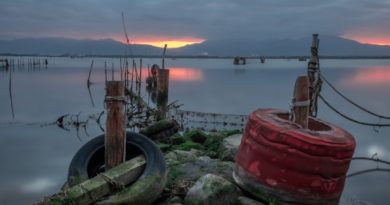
left=320, top=73, right=390, bottom=120
left=292, top=99, right=310, bottom=107
left=98, top=173, right=125, bottom=191
left=307, top=44, right=321, bottom=117
left=105, top=96, right=128, bottom=103
left=319, top=94, right=390, bottom=127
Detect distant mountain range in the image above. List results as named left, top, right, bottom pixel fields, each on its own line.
left=1, top=36, right=390, bottom=57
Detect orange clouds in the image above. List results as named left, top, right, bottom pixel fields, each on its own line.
left=113, top=35, right=205, bottom=48
left=342, top=34, right=390, bottom=46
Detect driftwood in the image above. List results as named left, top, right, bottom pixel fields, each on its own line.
left=36, top=155, right=146, bottom=205
left=140, top=119, right=179, bottom=143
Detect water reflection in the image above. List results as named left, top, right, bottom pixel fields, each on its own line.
left=123, top=66, right=204, bottom=82
left=9, top=69, right=14, bottom=119
left=344, top=66, right=390, bottom=86
left=169, top=67, right=203, bottom=81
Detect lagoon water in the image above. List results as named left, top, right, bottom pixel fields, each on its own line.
left=1, top=57, right=390, bottom=204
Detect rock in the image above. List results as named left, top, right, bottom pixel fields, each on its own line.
left=237, top=196, right=267, bottom=205
left=158, top=143, right=172, bottom=152
left=203, top=133, right=231, bottom=158
left=173, top=141, right=204, bottom=151
left=166, top=153, right=235, bottom=200
left=184, top=130, right=207, bottom=144
left=171, top=134, right=186, bottom=145
left=165, top=150, right=198, bottom=166
left=189, top=149, right=204, bottom=157
left=218, top=134, right=242, bottom=161
left=169, top=196, right=183, bottom=204
left=168, top=155, right=234, bottom=184
left=184, top=174, right=242, bottom=205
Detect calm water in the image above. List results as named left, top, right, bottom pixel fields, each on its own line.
left=1, top=57, right=390, bottom=204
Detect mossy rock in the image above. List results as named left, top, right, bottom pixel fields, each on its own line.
left=173, top=141, right=204, bottom=151
left=203, top=134, right=226, bottom=153
left=171, top=133, right=186, bottom=145
left=158, top=143, right=172, bottom=152
left=184, top=130, right=208, bottom=144
left=237, top=196, right=267, bottom=205
left=184, top=174, right=242, bottom=205
left=218, top=134, right=243, bottom=162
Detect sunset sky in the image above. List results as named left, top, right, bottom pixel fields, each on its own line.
left=0, top=0, right=389, bottom=47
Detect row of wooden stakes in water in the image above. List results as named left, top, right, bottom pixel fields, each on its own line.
left=0, top=58, right=48, bottom=69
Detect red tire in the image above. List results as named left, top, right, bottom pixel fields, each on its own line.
left=234, top=109, right=355, bottom=205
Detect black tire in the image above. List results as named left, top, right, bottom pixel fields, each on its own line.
left=67, top=131, right=166, bottom=187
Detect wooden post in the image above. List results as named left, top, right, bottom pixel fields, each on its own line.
left=308, top=33, right=320, bottom=117
left=157, top=68, right=169, bottom=120
left=105, top=81, right=126, bottom=170
left=162, top=44, right=167, bottom=69
left=5, top=59, right=9, bottom=69
left=291, top=76, right=310, bottom=129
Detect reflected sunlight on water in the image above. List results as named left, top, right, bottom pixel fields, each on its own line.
left=344, top=66, right=390, bottom=86
left=169, top=67, right=203, bottom=81
left=124, top=66, right=203, bottom=82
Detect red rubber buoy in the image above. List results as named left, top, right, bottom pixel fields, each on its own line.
left=234, top=108, right=356, bottom=205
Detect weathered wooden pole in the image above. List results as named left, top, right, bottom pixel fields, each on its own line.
left=5, top=59, right=9, bottom=69
left=162, top=44, right=167, bottom=69
left=157, top=68, right=169, bottom=120
left=308, top=33, right=321, bottom=117
left=105, top=81, right=126, bottom=170
left=291, top=76, right=310, bottom=129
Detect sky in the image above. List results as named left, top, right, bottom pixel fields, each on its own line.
left=0, top=0, right=390, bottom=47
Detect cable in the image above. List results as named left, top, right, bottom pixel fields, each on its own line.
left=347, top=168, right=390, bottom=178
left=319, top=94, right=390, bottom=127
left=320, top=73, right=390, bottom=120
left=352, top=157, right=390, bottom=166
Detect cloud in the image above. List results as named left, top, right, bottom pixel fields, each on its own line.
left=0, top=0, right=389, bottom=41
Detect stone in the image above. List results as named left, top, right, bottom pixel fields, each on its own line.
left=168, top=196, right=183, bottom=204
left=166, top=153, right=235, bottom=201
left=218, top=134, right=242, bottom=161
left=189, top=148, right=204, bottom=157
left=165, top=150, right=198, bottom=166
left=237, top=196, right=267, bottom=205
left=184, top=130, right=207, bottom=144
left=168, top=155, right=234, bottom=184
left=171, top=134, right=186, bottom=145
left=184, top=174, right=242, bottom=205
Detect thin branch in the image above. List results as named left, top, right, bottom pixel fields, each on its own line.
left=87, top=60, right=94, bottom=88
left=121, top=12, right=133, bottom=56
